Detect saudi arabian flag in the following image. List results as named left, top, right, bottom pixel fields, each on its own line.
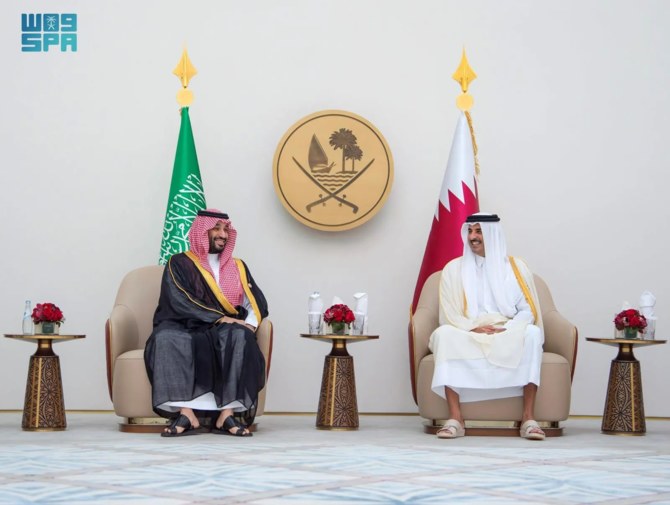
left=158, top=107, right=206, bottom=265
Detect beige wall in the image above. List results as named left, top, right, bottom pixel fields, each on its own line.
left=1, top=0, right=669, bottom=416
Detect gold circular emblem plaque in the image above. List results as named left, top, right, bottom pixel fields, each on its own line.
left=273, top=110, right=393, bottom=231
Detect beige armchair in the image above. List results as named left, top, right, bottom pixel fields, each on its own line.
left=105, top=265, right=273, bottom=433
left=409, top=271, right=577, bottom=436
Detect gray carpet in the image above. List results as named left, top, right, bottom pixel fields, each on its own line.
left=1, top=413, right=669, bottom=504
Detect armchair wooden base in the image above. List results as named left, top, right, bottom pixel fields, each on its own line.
left=118, top=417, right=168, bottom=433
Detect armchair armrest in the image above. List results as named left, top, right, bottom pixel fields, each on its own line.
left=105, top=304, right=140, bottom=400
left=409, top=305, right=438, bottom=403
left=542, top=309, right=578, bottom=379
left=256, top=318, right=273, bottom=378
left=411, top=307, right=437, bottom=366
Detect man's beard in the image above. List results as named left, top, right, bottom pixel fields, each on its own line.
left=209, top=239, right=226, bottom=254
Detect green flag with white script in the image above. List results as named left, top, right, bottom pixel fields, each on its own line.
left=158, top=107, right=206, bottom=265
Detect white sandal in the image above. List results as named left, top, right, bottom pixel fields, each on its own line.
left=437, top=419, right=465, bottom=439
left=520, top=420, right=546, bottom=440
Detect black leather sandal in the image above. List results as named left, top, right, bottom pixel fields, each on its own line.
left=212, top=415, right=252, bottom=437
left=161, top=414, right=207, bottom=437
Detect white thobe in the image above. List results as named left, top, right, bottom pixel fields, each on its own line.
left=429, top=256, right=543, bottom=403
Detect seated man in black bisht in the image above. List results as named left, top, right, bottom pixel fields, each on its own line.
left=144, top=209, right=268, bottom=437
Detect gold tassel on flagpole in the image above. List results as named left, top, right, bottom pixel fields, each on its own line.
left=464, top=110, right=480, bottom=178
left=453, top=48, right=480, bottom=178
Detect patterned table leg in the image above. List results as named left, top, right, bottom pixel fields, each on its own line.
left=601, top=359, right=645, bottom=435
left=316, top=355, right=358, bottom=430
left=22, top=355, right=66, bottom=431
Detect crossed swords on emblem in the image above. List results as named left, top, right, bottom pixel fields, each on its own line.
left=292, top=157, right=375, bottom=214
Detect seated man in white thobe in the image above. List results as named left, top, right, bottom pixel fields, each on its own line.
left=428, top=213, right=546, bottom=440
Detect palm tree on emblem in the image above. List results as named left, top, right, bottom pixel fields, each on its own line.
left=344, top=144, right=363, bottom=173
left=329, top=128, right=357, bottom=173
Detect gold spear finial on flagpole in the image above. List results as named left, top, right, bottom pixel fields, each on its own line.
left=453, top=48, right=476, bottom=111
left=453, top=48, right=479, bottom=176
left=173, top=47, right=197, bottom=107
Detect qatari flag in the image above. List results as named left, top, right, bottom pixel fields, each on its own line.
left=411, top=112, right=479, bottom=313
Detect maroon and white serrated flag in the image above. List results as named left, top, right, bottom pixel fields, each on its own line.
left=410, top=112, right=479, bottom=313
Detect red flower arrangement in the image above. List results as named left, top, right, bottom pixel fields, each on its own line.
left=613, top=308, right=646, bottom=332
left=32, top=302, right=65, bottom=324
left=323, top=304, right=355, bottom=327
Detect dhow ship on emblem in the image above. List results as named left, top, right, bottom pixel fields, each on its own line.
left=293, top=130, right=374, bottom=214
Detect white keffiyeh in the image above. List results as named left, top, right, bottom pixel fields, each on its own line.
left=461, top=213, right=517, bottom=319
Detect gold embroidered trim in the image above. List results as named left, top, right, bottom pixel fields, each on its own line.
left=236, top=258, right=261, bottom=324
left=509, top=256, right=537, bottom=322
left=167, top=256, right=225, bottom=317
left=184, top=251, right=238, bottom=315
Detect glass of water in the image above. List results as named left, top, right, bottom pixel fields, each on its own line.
left=352, top=312, right=365, bottom=335
left=308, top=313, right=322, bottom=334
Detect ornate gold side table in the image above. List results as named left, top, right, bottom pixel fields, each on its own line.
left=4, top=333, right=86, bottom=431
left=586, top=337, right=666, bottom=435
left=301, top=333, right=378, bottom=430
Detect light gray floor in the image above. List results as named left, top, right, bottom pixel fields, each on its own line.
left=1, top=413, right=669, bottom=504
left=2, top=412, right=667, bottom=450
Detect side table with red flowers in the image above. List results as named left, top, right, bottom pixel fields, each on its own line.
left=4, top=333, right=85, bottom=431
left=300, top=333, right=379, bottom=430
left=586, top=337, right=666, bottom=435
